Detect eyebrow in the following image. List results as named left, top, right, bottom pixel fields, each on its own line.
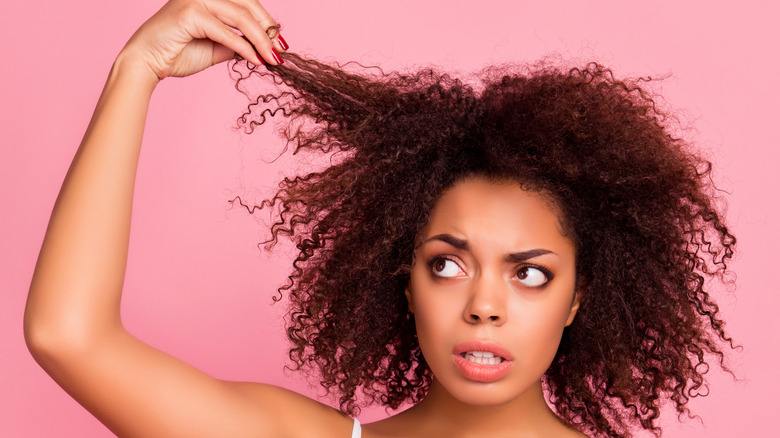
left=426, top=234, right=555, bottom=261
left=505, top=249, right=553, bottom=263
left=428, top=234, right=470, bottom=250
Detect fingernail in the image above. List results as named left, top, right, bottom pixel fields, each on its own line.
left=272, top=48, right=284, bottom=65
left=278, top=34, right=289, bottom=51
left=240, top=34, right=264, bottom=64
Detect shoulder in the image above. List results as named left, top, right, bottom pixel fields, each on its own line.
left=559, top=425, right=590, bottom=438
left=224, top=381, right=355, bottom=438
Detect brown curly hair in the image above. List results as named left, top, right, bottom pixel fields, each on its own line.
left=228, top=54, right=736, bottom=438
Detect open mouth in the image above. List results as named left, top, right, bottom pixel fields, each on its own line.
left=453, top=349, right=513, bottom=382
left=461, top=351, right=505, bottom=365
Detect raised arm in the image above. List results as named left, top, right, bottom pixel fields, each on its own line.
left=24, top=1, right=349, bottom=437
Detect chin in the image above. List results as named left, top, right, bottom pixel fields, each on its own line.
left=434, top=376, right=543, bottom=408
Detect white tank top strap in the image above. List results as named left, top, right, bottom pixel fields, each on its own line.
left=351, top=418, right=361, bottom=438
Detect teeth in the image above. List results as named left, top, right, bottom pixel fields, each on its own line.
left=464, top=351, right=503, bottom=365
left=468, top=351, right=494, bottom=358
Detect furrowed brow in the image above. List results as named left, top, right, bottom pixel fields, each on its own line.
left=505, top=249, right=553, bottom=263
left=428, top=234, right=469, bottom=251
left=424, top=235, right=555, bottom=262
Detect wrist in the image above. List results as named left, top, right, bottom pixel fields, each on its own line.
left=112, top=46, right=162, bottom=93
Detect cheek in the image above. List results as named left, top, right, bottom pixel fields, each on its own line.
left=410, top=301, right=446, bottom=372
left=507, top=294, right=574, bottom=363
left=411, top=287, right=460, bottom=340
left=515, top=297, right=573, bottom=330
left=408, top=275, right=465, bottom=361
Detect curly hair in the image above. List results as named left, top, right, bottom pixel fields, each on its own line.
left=228, top=54, right=736, bottom=438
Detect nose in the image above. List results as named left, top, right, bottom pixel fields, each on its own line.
left=464, top=271, right=506, bottom=325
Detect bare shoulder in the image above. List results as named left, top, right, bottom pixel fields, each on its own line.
left=225, top=381, right=355, bottom=438
left=556, top=424, right=590, bottom=438
left=556, top=419, right=590, bottom=438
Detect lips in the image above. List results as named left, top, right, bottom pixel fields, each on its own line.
left=452, top=340, right=514, bottom=382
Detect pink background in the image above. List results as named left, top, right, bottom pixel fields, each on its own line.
left=1, top=1, right=777, bottom=436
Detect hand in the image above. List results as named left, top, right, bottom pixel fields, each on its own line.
left=121, top=0, right=286, bottom=83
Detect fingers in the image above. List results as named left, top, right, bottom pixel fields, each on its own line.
left=129, top=0, right=290, bottom=78
left=190, top=9, right=265, bottom=66
left=203, top=0, right=287, bottom=65
left=235, top=0, right=287, bottom=51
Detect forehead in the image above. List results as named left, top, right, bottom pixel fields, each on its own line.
left=422, top=177, right=574, bottom=253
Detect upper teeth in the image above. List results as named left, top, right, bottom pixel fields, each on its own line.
left=468, top=351, right=495, bottom=358
left=464, top=351, right=503, bottom=365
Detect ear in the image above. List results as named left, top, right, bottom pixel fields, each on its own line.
left=564, top=289, right=582, bottom=327
left=404, top=286, right=414, bottom=313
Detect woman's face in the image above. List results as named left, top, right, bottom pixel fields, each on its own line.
left=406, top=176, right=580, bottom=406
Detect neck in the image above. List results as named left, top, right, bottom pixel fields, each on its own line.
left=403, top=379, right=566, bottom=437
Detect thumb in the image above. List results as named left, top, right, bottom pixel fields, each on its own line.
left=212, top=43, right=241, bottom=65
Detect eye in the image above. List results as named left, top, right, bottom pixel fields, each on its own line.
left=429, top=257, right=465, bottom=278
left=516, top=266, right=551, bottom=287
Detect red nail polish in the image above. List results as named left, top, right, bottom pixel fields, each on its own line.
left=272, top=48, right=284, bottom=65
left=278, top=34, right=289, bottom=51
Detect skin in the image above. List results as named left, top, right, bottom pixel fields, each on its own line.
left=24, top=1, right=583, bottom=437
left=366, top=178, right=584, bottom=438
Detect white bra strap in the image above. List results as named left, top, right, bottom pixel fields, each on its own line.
left=351, top=418, right=361, bottom=438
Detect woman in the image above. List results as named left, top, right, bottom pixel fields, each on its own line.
left=24, top=0, right=735, bottom=437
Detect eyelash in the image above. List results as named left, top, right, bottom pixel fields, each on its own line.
left=517, top=264, right=554, bottom=287
left=426, top=256, right=464, bottom=278
left=425, top=256, right=554, bottom=287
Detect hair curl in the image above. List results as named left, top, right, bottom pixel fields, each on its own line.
left=229, top=53, right=736, bottom=438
